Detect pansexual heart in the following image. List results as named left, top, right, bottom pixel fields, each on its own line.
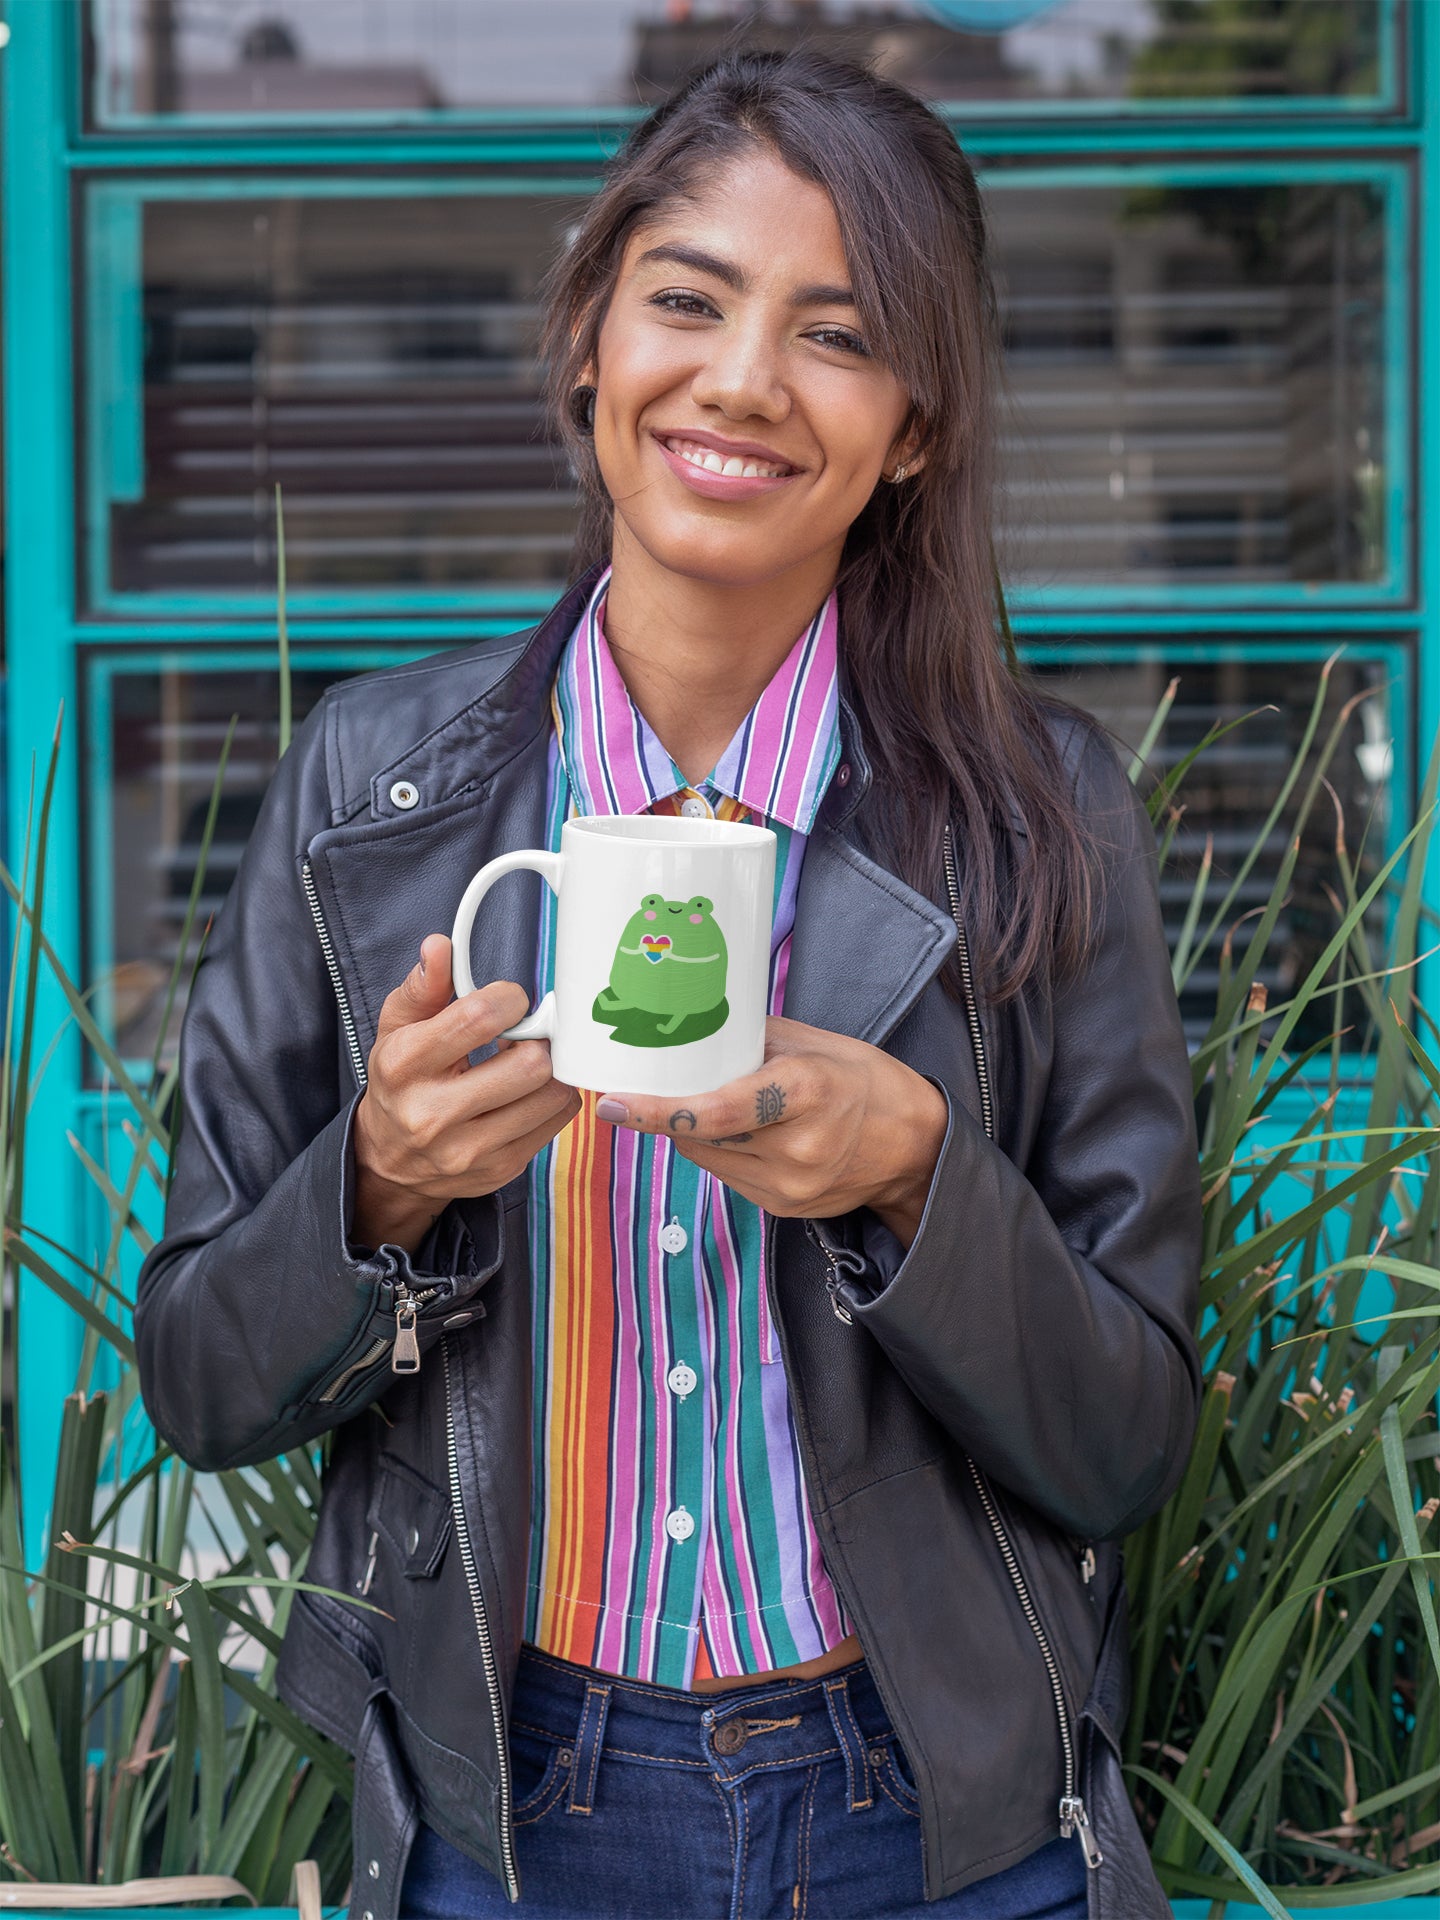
left=640, top=934, right=671, bottom=963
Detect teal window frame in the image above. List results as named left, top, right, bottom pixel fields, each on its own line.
left=78, top=0, right=1409, bottom=135
left=77, top=158, right=1416, bottom=620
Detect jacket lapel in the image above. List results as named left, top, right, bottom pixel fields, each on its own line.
left=304, top=734, right=554, bottom=1073
left=784, top=824, right=956, bottom=1048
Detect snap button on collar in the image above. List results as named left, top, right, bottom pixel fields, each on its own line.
left=389, top=780, right=420, bottom=810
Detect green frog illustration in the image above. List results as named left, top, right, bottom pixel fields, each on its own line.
left=592, top=893, right=730, bottom=1048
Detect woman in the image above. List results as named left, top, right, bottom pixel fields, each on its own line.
left=135, top=47, right=1203, bottom=1920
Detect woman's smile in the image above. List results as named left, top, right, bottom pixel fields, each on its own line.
left=653, top=428, right=802, bottom=498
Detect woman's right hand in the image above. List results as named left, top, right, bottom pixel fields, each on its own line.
left=349, top=931, right=582, bottom=1257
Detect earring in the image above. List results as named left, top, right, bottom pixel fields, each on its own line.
left=888, top=460, right=910, bottom=483
left=568, top=384, right=597, bottom=436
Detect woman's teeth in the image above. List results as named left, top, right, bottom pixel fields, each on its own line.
left=664, top=437, right=790, bottom=479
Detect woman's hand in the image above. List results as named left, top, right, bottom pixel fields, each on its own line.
left=595, top=1016, right=948, bottom=1248
left=350, top=932, right=582, bottom=1257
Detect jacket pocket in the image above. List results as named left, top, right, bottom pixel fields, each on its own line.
left=366, top=1450, right=454, bottom=1581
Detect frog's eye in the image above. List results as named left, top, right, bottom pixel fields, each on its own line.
left=642, top=893, right=662, bottom=910
left=690, top=896, right=713, bottom=916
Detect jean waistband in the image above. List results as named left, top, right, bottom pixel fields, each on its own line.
left=512, top=1643, right=901, bottom=1798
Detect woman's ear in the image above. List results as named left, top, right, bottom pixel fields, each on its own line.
left=883, top=416, right=927, bottom=485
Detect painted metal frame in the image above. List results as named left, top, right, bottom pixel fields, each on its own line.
left=79, top=0, right=1407, bottom=134
left=75, top=158, right=1415, bottom=620
left=4, top=0, right=1438, bottom=1571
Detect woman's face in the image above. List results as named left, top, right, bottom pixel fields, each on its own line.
left=589, top=145, right=916, bottom=592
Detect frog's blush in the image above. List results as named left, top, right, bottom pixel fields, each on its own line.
left=689, top=914, right=703, bottom=924
left=644, top=910, right=657, bottom=921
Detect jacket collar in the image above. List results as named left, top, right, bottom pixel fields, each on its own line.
left=367, top=564, right=605, bottom=822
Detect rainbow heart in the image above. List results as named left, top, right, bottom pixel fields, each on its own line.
left=641, top=934, right=671, bottom=963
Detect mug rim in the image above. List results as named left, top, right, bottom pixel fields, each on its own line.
left=564, top=814, right=775, bottom=850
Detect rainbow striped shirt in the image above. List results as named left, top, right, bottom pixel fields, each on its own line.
left=523, top=566, right=851, bottom=1687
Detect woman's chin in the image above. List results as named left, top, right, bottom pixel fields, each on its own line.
left=617, top=516, right=832, bottom=594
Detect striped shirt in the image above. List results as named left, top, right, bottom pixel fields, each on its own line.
left=523, top=565, right=851, bottom=1687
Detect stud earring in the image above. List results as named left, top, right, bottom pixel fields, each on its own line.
left=568, top=384, right=597, bottom=436
left=888, top=460, right=911, bottom=483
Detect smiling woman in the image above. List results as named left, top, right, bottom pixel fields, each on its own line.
left=133, top=43, right=1203, bottom=1920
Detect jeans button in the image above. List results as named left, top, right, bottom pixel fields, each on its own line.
left=712, top=1719, right=748, bottom=1756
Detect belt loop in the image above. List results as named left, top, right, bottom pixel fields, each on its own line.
left=823, top=1676, right=872, bottom=1812
left=566, top=1681, right=612, bottom=1816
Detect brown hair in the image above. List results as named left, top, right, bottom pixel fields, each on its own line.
left=540, top=46, right=1100, bottom=1003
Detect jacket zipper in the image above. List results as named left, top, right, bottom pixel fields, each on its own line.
left=443, top=1338, right=519, bottom=1901
left=302, top=857, right=517, bottom=1893
left=942, top=824, right=1103, bottom=1872
left=302, top=858, right=368, bottom=1089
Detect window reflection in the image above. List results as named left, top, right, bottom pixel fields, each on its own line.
left=84, top=172, right=1392, bottom=607
left=93, top=662, right=345, bottom=1077
left=89, top=0, right=1391, bottom=127
left=1032, top=652, right=1395, bottom=1046
left=88, top=191, right=584, bottom=604
left=993, top=176, right=1391, bottom=590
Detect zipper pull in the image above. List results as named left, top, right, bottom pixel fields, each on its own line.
left=1059, top=1794, right=1104, bottom=1868
left=1080, top=1545, right=1096, bottom=1584
left=392, top=1290, right=421, bottom=1375
left=823, top=1258, right=855, bottom=1324
left=357, top=1529, right=379, bottom=1596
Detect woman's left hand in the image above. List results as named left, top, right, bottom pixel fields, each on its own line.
left=595, top=1016, right=949, bottom=1248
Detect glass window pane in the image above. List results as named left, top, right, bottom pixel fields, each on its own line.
left=82, top=170, right=1397, bottom=611
left=1027, top=650, right=1398, bottom=1046
left=88, top=658, right=361, bottom=1080
left=991, top=175, right=1394, bottom=593
left=82, top=188, right=585, bottom=609
left=88, top=0, right=1395, bottom=129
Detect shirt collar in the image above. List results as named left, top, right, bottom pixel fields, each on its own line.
left=551, top=563, right=841, bottom=835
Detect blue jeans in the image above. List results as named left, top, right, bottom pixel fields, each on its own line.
left=399, top=1644, right=1088, bottom=1918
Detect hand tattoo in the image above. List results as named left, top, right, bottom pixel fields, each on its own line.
left=706, top=1131, right=754, bottom=1146
left=668, top=1108, right=698, bottom=1133
left=755, top=1083, right=786, bottom=1126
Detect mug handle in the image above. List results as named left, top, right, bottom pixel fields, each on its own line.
left=451, top=849, right=565, bottom=1040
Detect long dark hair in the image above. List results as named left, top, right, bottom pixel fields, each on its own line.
left=540, top=47, right=1100, bottom=1004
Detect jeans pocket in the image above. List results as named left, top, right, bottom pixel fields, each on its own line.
left=871, top=1733, right=921, bottom=1818
left=510, top=1722, right=573, bottom=1827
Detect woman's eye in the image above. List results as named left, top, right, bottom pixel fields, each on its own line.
left=808, top=325, right=870, bottom=357
left=649, top=289, right=719, bottom=320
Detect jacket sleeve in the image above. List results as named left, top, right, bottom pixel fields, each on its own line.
left=818, top=723, right=1204, bottom=1544
left=133, top=694, right=505, bottom=1474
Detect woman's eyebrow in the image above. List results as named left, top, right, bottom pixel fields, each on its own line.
left=635, top=242, right=855, bottom=309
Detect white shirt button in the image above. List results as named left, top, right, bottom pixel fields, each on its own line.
left=667, top=1362, right=697, bottom=1399
left=680, top=795, right=710, bottom=819
left=388, top=780, right=419, bottom=810
left=665, top=1506, right=695, bottom=1543
left=659, top=1218, right=688, bottom=1255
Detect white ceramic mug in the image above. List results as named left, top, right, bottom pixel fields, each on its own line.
left=451, top=814, right=777, bottom=1097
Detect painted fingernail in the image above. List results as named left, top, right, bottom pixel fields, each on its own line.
left=595, top=1097, right=628, bottom=1124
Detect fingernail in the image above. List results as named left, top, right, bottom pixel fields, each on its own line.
left=596, top=1097, right=628, bottom=1124
left=418, top=941, right=428, bottom=977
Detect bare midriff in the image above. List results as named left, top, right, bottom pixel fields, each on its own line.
left=685, top=1631, right=865, bottom=1693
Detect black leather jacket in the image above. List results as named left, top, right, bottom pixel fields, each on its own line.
left=134, top=569, right=1204, bottom=1915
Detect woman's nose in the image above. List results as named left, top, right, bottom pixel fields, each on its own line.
left=689, top=326, right=791, bottom=424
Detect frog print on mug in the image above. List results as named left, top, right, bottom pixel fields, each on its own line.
left=592, top=894, right=730, bottom=1048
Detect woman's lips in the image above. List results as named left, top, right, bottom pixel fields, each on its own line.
left=653, top=433, right=801, bottom=501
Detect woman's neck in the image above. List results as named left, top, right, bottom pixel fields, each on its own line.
left=602, top=526, right=841, bottom=787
